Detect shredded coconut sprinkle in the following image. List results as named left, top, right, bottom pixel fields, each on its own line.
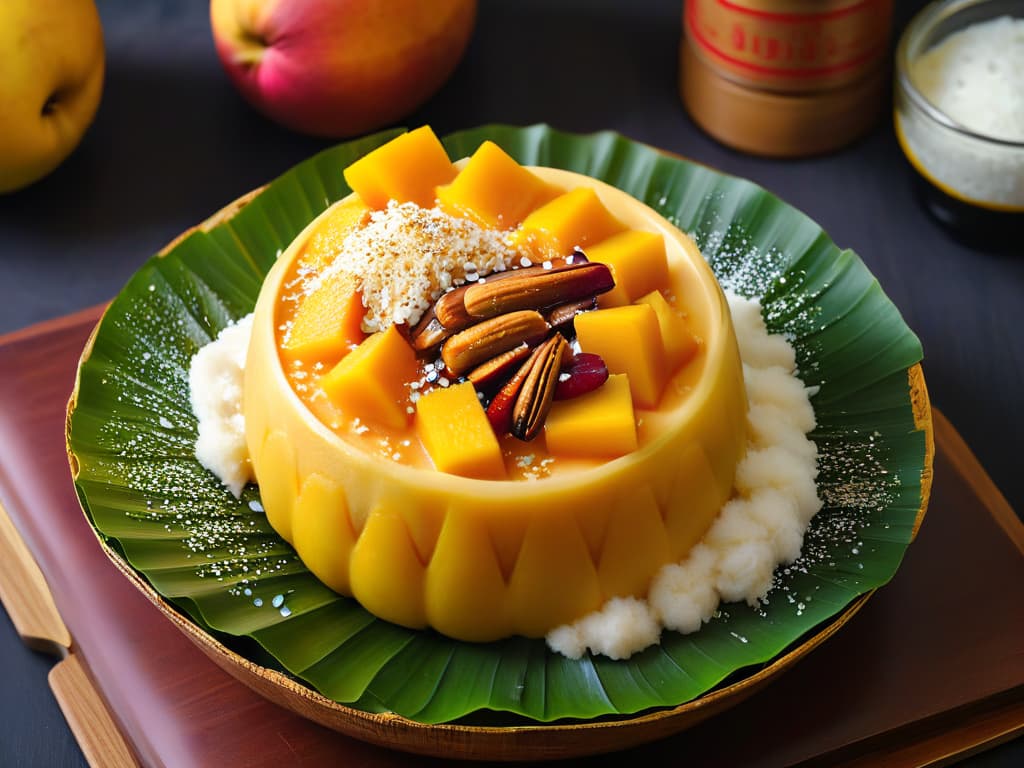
left=320, top=201, right=516, bottom=332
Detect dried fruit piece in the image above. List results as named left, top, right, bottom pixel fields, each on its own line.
left=466, top=343, right=532, bottom=390
left=486, top=356, right=531, bottom=435
left=511, top=334, right=568, bottom=441
left=463, top=262, right=614, bottom=319
left=441, top=310, right=549, bottom=375
left=555, top=353, right=609, bottom=400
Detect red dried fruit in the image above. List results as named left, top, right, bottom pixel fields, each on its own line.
left=554, top=353, right=609, bottom=400
left=485, top=360, right=529, bottom=435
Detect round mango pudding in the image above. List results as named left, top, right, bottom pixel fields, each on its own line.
left=243, top=127, right=747, bottom=642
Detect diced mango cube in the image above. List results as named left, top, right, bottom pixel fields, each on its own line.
left=416, top=382, right=505, bottom=479
left=343, top=126, right=456, bottom=209
left=436, top=141, right=558, bottom=229
left=516, top=187, right=625, bottom=258
left=544, top=374, right=637, bottom=458
left=636, top=290, right=699, bottom=370
left=299, top=198, right=371, bottom=273
left=280, top=273, right=366, bottom=363
left=588, top=230, right=669, bottom=308
left=319, top=325, right=417, bottom=429
left=575, top=304, right=668, bottom=408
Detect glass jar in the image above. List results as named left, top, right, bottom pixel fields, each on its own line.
left=895, top=0, right=1024, bottom=247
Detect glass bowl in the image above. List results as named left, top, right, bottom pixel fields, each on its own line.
left=894, top=0, right=1024, bottom=245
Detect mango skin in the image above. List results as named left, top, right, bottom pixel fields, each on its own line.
left=244, top=167, right=747, bottom=642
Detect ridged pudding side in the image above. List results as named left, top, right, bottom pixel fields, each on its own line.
left=243, top=168, right=747, bottom=642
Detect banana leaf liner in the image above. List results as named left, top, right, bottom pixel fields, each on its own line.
left=66, top=125, right=932, bottom=760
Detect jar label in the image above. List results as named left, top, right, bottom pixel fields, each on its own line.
left=685, top=0, right=891, bottom=89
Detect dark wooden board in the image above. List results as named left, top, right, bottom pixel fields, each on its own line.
left=1, top=308, right=1022, bottom=767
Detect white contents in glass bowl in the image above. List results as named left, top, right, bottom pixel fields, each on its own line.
left=899, top=15, right=1024, bottom=207
left=911, top=16, right=1024, bottom=143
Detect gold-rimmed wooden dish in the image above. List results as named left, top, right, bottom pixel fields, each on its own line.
left=66, top=125, right=932, bottom=759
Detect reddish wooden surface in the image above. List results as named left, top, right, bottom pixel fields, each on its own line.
left=0, top=308, right=1022, bottom=768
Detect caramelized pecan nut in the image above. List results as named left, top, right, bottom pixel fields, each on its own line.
left=441, top=310, right=549, bottom=375
left=463, top=262, right=614, bottom=319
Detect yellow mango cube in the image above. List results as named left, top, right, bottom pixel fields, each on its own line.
left=299, top=198, right=371, bottom=273
left=436, top=141, right=558, bottom=229
left=575, top=304, right=668, bottom=408
left=416, top=382, right=505, bottom=479
left=636, top=290, right=699, bottom=370
left=343, top=126, right=456, bottom=209
left=280, top=273, right=366, bottom=363
left=319, top=325, right=416, bottom=429
left=544, top=375, right=637, bottom=458
left=588, top=230, right=669, bottom=308
left=516, top=187, right=625, bottom=257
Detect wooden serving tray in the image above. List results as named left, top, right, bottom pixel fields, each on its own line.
left=1, top=307, right=1023, bottom=767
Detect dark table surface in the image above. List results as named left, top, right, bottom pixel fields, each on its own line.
left=1, top=1, right=1021, bottom=766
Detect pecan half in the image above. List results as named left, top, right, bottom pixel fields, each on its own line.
left=510, top=334, right=567, bottom=441
left=463, top=262, right=614, bottom=319
left=466, top=343, right=532, bottom=390
left=441, top=310, right=549, bottom=375
left=546, top=296, right=598, bottom=333
left=434, top=285, right=473, bottom=330
left=410, top=310, right=451, bottom=351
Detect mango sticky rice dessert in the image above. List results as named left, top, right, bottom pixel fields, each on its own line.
left=236, top=127, right=748, bottom=643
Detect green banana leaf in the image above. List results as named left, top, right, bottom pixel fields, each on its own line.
left=68, top=125, right=927, bottom=724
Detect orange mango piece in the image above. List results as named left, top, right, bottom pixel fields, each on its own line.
left=636, top=290, right=699, bottom=371
left=299, top=197, right=371, bottom=273
left=342, top=126, right=456, bottom=209
left=588, top=230, right=669, bottom=308
left=416, top=382, right=505, bottom=479
left=280, top=272, right=366, bottom=363
left=319, top=325, right=417, bottom=429
left=516, top=187, right=625, bottom=258
left=544, top=374, right=637, bottom=458
left=436, top=141, right=558, bottom=229
left=575, top=304, right=668, bottom=408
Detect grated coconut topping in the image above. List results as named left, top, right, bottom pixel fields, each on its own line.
left=319, top=201, right=517, bottom=332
